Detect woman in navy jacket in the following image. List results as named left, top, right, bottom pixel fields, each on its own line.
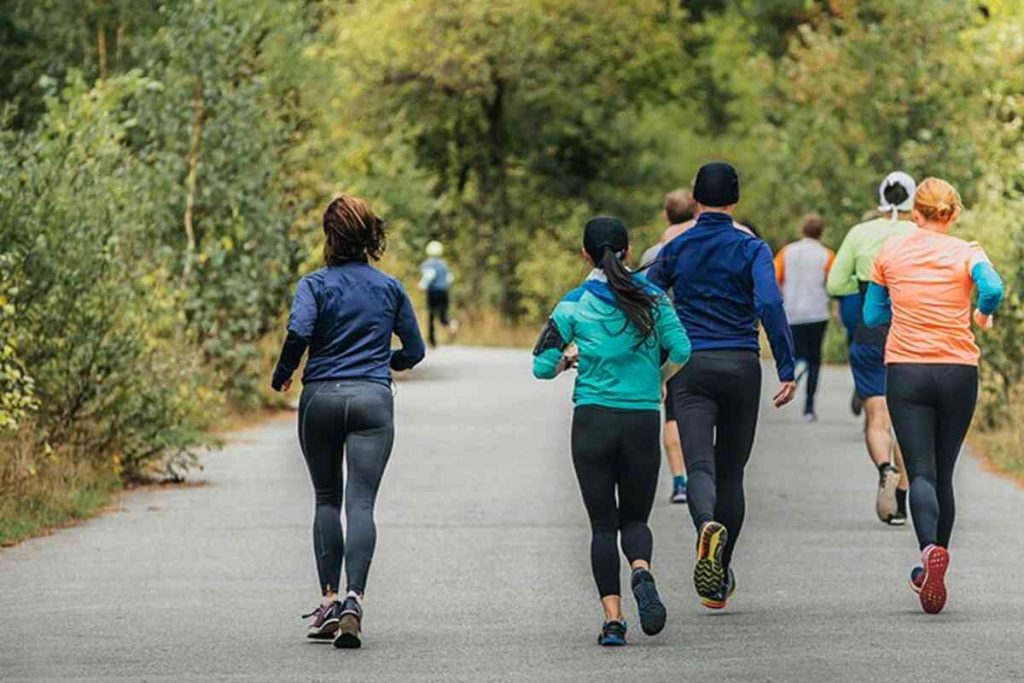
left=271, top=195, right=425, bottom=648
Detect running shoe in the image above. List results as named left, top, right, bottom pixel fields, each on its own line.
left=887, top=509, right=907, bottom=526
left=702, top=567, right=737, bottom=610
left=597, top=620, right=627, bottom=646
left=694, top=521, right=728, bottom=608
left=725, top=567, right=736, bottom=599
left=916, top=545, right=951, bottom=614
left=333, top=595, right=363, bottom=649
left=850, top=391, right=863, bottom=417
left=803, top=412, right=818, bottom=423
left=876, top=463, right=900, bottom=523
left=670, top=480, right=688, bottom=504
left=630, top=569, right=667, bottom=636
left=303, top=601, right=341, bottom=640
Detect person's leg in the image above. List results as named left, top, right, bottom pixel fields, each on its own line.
left=886, top=366, right=939, bottom=549
left=341, top=384, right=395, bottom=597
left=664, top=375, right=687, bottom=501
left=438, top=289, right=451, bottom=327
left=803, top=321, right=827, bottom=417
left=712, top=355, right=761, bottom=570
left=571, top=406, right=623, bottom=618
left=298, top=383, right=347, bottom=598
left=932, top=365, right=978, bottom=549
left=616, top=411, right=661, bottom=568
left=673, top=359, right=718, bottom=531
left=427, top=298, right=438, bottom=348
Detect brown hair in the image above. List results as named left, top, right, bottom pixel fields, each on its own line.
left=800, top=213, right=825, bottom=240
left=664, top=189, right=695, bottom=225
left=322, top=195, right=387, bottom=265
left=913, top=177, right=962, bottom=223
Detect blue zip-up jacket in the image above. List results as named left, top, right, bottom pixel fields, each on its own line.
left=271, top=261, right=425, bottom=389
left=648, top=211, right=795, bottom=382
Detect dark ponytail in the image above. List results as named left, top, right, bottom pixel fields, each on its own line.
left=600, top=248, right=658, bottom=345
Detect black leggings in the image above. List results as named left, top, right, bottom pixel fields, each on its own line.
left=426, top=289, right=450, bottom=347
left=670, top=350, right=761, bottom=570
left=571, top=406, right=660, bottom=598
left=298, top=380, right=395, bottom=596
left=886, top=364, right=978, bottom=551
left=791, top=320, right=827, bottom=414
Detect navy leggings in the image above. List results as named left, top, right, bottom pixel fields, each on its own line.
left=299, top=380, right=394, bottom=596
left=886, top=364, right=977, bottom=550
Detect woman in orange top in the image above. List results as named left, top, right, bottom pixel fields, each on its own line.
left=864, top=178, right=1004, bottom=615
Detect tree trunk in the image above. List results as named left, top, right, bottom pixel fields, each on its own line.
left=182, top=76, right=204, bottom=286
left=97, top=20, right=107, bottom=80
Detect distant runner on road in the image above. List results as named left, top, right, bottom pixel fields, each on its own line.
left=827, top=172, right=917, bottom=526
left=649, top=161, right=796, bottom=611
left=419, top=240, right=456, bottom=348
left=864, top=177, right=1003, bottom=614
left=774, top=213, right=835, bottom=422
left=533, top=216, right=691, bottom=646
left=271, top=195, right=425, bottom=649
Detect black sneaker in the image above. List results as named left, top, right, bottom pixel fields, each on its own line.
left=597, top=620, right=627, bottom=646
left=887, top=509, right=907, bottom=526
left=694, top=521, right=728, bottom=609
left=725, top=567, right=736, bottom=599
left=303, top=601, right=341, bottom=640
left=851, top=391, right=863, bottom=417
left=631, top=569, right=667, bottom=636
left=333, top=596, right=363, bottom=649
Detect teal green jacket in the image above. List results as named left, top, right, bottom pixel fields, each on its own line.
left=532, top=271, right=691, bottom=411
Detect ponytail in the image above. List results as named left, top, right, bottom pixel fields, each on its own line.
left=600, top=248, right=658, bottom=346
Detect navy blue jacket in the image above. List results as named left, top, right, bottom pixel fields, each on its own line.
left=271, top=262, right=425, bottom=389
left=648, top=211, right=795, bottom=382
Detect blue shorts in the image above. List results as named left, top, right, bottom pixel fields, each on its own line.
left=849, top=342, right=886, bottom=399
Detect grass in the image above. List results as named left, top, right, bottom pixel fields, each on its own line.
left=970, top=419, right=1024, bottom=486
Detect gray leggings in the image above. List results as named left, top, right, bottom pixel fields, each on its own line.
left=298, top=380, right=394, bottom=596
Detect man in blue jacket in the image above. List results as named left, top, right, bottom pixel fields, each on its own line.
left=649, top=161, right=796, bottom=610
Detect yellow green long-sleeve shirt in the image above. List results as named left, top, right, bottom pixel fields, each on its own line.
left=826, top=218, right=917, bottom=297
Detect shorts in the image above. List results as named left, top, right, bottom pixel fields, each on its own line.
left=849, top=341, right=886, bottom=399
left=664, top=374, right=679, bottom=423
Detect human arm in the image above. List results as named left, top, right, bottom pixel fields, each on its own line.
left=271, top=277, right=317, bottom=391
left=826, top=231, right=859, bottom=297
left=532, top=299, right=575, bottom=380
left=862, top=282, right=892, bottom=327
left=391, top=283, right=427, bottom=371
left=752, top=243, right=796, bottom=385
left=970, top=245, right=1004, bottom=324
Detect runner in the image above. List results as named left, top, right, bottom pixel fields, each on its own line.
left=826, top=172, right=916, bottom=526
left=641, top=190, right=697, bottom=504
left=532, top=216, right=691, bottom=646
left=419, top=240, right=455, bottom=348
left=864, top=177, right=1003, bottom=614
left=271, top=195, right=426, bottom=648
left=649, top=162, right=796, bottom=610
left=774, top=213, right=835, bottom=422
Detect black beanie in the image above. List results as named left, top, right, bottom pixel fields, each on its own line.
left=583, top=216, right=629, bottom=263
left=692, top=162, right=740, bottom=207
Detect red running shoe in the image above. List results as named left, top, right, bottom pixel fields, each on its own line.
left=917, top=545, right=950, bottom=614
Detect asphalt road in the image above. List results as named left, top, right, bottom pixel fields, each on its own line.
left=2, top=347, right=1023, bottom=682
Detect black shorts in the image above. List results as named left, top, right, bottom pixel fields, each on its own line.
left=426, top=289, right=450, bottom=323
left=664, top=378, right=678, bottom=423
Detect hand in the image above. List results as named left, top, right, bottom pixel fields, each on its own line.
left=276, top=378, right=292, bottom=392
left=661, top=382, right=668, bottom=402
left=974, top=309, right=994, bottom=330
left=773, top=381, right=797, bottom=408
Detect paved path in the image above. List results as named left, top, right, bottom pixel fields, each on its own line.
left=2, top=347, right=1023, bottom=682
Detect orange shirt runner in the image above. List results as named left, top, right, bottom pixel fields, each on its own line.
left=870, top=229, right=993, bottom=366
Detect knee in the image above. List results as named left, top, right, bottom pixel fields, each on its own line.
left=314, top=490, right=342, bottom=508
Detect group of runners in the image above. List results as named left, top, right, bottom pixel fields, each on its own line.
left=271, top=162, right=1003, bottom=649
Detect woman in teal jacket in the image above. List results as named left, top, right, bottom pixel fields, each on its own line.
left=533, top=216, right=691, bottom=646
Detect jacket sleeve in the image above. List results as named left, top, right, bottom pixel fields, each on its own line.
left=391, top=282, right=426, bottom=371
left=655, top=293, right=690, bottom=365
left=647, top=241, right=674, bottom=292
left=968, top=244, right=1005, bottom=315
left=826, top=229, right=859, bottom=297
left=752, top=243, right=796, bottom=382
left=862, top=282, right=892, bottom=327
left=271, top=277, right=316, bottom=390
left=532, top=298, right=575, bottom=380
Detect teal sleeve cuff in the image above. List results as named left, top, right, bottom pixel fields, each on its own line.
left=862, top=282, right=892, bottom=327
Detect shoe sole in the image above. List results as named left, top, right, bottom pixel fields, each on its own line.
left=670, top=494, right=687, bottom=504
left=919, top=547, right=950, bottom=615
left=333, top=615, right=362, bottom=649
left=307, top=618, right=339, bottom=639
left=598, top=636, right=627, bottom=646
left=694, top=522, right=727, bottom=609
left=886, top=515, right=907, bottom=526
left=632, top=581, right=667, bottom=636
left=876, top=469, right=899, bottom=522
